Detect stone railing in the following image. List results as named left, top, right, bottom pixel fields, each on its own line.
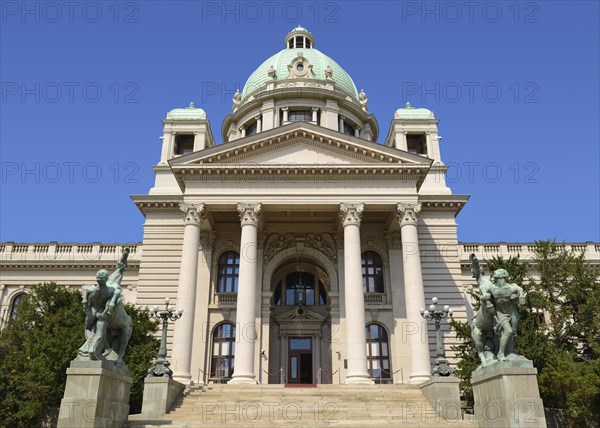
left=0, top=242, right=141, bottom=263
left=459, top=242, right=599, bottom=264
left=364, top=292, right=386, bottom=305
left=215, top=292, right=237, bottom=305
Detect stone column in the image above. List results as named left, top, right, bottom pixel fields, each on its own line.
left=312, top=107, right=319, bottom=123
left=282, top=107, right=289, bottom=123
left=339, top=115, right=345, bottom=132
left=172, top=202, right=204, bottom=384
left=340, top=203, right=372, bottom=384
left=229, top=203, right=262, bottom=384
left=255, top=115, right=262, bottom=133
left=398, top=202, right=430, bottom=383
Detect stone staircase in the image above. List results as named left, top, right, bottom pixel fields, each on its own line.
left=129, top=384, right=476, bottom=427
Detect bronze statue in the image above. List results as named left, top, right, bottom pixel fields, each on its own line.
left=76, top=248, right=133, bottom=369
left=469, top=254, right=527, bottom=368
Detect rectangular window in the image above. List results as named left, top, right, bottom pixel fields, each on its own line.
left=246, top=122, right=257, bottom=136
left=407, top=134, right=427, bottom=155
left=343, top=121, right=355, bottom=136
left=288, top=111, right=312, bottom=122
left=174, top=134, right=194, bottom=155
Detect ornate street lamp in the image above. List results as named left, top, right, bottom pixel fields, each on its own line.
left=147, top=297, right=183, bottom=377
left=420, top=297, right=454, bottom=376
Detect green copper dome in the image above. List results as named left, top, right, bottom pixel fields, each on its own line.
left=241, top=47, right=359, bottom=101
left=394, top=102, right=434, bottom=120
left=166, top=102, right=206, bottom=120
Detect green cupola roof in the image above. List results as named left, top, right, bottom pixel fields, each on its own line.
left=241, top=28, right=359, bottom=101
left=394, top=102, right=435, bottom=120
left=166, top=102, right=206, bottom=120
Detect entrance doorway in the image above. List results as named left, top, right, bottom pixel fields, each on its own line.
left=288, top=337, right=312, bottom=384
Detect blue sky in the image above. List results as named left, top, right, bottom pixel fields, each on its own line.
left=1, top=1, right=599, bottom=244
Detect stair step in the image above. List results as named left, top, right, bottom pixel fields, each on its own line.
left=129, top=384, right=475, bottom=427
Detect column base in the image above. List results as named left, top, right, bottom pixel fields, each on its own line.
left=344, top=374, right=374, bottom=385
left=409, top=372, right=431, bottom=384
left=172, top=372, right=192, bottom=386
left=228, top=374, right=258, bottom=385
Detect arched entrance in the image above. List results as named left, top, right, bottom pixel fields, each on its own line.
left=267, top=257, right=333, bottom=384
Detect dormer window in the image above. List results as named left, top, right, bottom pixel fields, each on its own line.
left=407, top=134, right=427, bottom=155
left=288, top=110, right=311, bottom=122
left=342, top=121, right=355, bottom=136
left=246, top=121, right=257, bottom=136
left=174, top=134, right=194, bottom=155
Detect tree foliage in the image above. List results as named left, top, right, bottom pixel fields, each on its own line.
left=450, top=240, right=600, bottom=427
left=0, top=283, right=159, bottom=427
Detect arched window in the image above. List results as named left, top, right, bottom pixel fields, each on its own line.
left=211, top=323, right=235, bottom=379
left=273, top=274, right=328, bottom=306
left=366, top=323, right=391, bottom=383
left=217, top=251, right=240, bottom=293
left=10, top=293, right=27, bottom=321
left=362, top=251, right=384, bottom=293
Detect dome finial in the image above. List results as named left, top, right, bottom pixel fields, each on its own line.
left=188, top=101, right=195, bottom=109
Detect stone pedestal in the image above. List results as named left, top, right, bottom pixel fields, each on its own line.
left=419, top=376, right=462, bottom=422
left=57, top=360, right=132, bottom=428
left=472, top=362, right=547, bottom=428
left=140, top=376, right=185, bottom=418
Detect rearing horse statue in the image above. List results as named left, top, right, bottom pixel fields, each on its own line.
left=469, top=254, right=497, bottom=367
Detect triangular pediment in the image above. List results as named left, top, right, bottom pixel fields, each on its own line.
left=170, top=122, right=432, bottom=167
left=234, top=141, right=360, bottom=164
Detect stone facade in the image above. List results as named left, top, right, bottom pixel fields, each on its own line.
left=1, top=28, right=598, bottom=389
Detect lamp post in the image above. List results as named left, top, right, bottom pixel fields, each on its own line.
left=420, top=297, right=454, bottom=376
left=147, top=297, right=183, bottom=377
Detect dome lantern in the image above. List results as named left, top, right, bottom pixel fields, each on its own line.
left=285, top=26, right=315, bottom=49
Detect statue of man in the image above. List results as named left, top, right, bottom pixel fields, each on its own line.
left=490, top=268, right=526, bottom=361
left=76, top=249, right=132, bottom=366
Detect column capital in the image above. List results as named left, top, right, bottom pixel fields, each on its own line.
left=237, top=203, right=262, bottom=227
left=312, top=107, right=320, bottom=111
left=339, top=203, right=364, bottom=227
left=180, top=202, right=205, bottom=225
left=281, top=107, right=289, bottom=111
left=397, top=202, right=421, bottom=228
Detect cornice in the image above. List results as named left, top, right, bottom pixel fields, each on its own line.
left=418, top=195, right=470, bottom=215
left=176, top=122, right=429, bottom=166
left=131, top=195, right=184, bottom=215
left=0, top=261, right=141, bottom=270
left=173, top=164, right=427, bottom=184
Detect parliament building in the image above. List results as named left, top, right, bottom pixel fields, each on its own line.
left=1, top=28, right=598, bottom=388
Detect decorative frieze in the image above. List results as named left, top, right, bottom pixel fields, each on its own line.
left=305, top=233, right=337, bottom=261
left=339, top=203, right=364, bottom=227
left=199, top=232, right=216, bottom=252
left=385, top=231, right=402, bottom=250
left=263, top=233, right=296, bottom=262
left=397, top=202, right=421, bottom=228
left=263, top=232, right=337, bottom=264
